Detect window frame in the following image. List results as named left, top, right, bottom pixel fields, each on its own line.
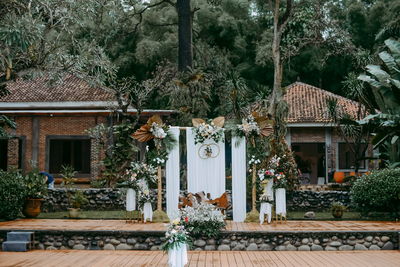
left=45, top=135, right=92, bottom=177
left=335, top=142, right=368, bottom=172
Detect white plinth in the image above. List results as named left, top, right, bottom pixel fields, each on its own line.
left=275, top=188, right=286, bottom=216
left=259, top=202, right=272, bottom=224
left=126, top=188, right=136, bottom=211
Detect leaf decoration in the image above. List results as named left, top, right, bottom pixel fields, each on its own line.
left=147, top=115, right=163, bottom=126
left=252, top=111, right=273, bottom=137
left=133, top=115, right=164, bottom=142
left=132, top=124, right=153, bottom=142
left=192, top=118, right=205, bottom=127
left=212, top=116, right=225, bottom=127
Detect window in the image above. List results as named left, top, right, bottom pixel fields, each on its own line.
left=338, top=143, right=366, bottom=170
left=0, top=139, right=7, bottom=171
left=48, top=138, right=91, bottom=174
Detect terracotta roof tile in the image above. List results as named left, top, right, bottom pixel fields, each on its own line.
left=284, top=82, right=362, bottom=123
left=0, top=75, right=113, bottom=102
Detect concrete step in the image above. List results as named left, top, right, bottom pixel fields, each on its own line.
left=2, top=241, right=31, bottom=252
left=7, top=232, right=35, bottom=242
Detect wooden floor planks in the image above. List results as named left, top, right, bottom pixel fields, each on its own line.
left=0, top=219, right=398, bottom=232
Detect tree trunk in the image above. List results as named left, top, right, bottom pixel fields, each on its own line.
left=177, top=0, right=193, bottom=72
left=269, top=0, right=284, bottom=116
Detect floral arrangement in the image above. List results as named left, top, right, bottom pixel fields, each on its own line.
left=117, top=161, right=157, bottom=189
left=237, top=114, right=261, bottom=137
left=179, top=202, right=225, bottom=238
left=192, top=117, right=225, bottom=145
left=260, top=155, right=289, bottom=189
left=161, top=218, right=191, bottom=252
left=136, top=178, right=156, bottom=208
left=193, top=121, right=224, bottom=144
left=150, top=122, right=168, bottom=139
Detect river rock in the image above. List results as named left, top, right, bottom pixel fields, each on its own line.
left=104, top=244, right=115, bottom=250
left=116, top=244, right=132, bottom=250
left=246, top=243, right=258, bottom=251
left=381, top=236, right=390, bottom=242
left=369, top=245, right=380, bottom=250
left=311, top=244, right=323, bottom=251
left=382, top=242, right=394, bottom=250
left=298, top=245, right=310, bottom=251
left=218, top=245, right=230, bottom=251
left=354, top=244, right=367, bottom=250
left=339, top=245, right=353, bottom=251
left=194, top=240, right=206, bottom=247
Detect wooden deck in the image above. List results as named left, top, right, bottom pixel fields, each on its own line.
left=0, top=250, right=399, bottom=266
left=0, top=219, right=398, bottom=232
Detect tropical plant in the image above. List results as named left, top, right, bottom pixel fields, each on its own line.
left=69, top=190, right=89, bottom=209
left=60, top=165, right=77, bottom=188
left=0, top=170, right=26, bottom=220
left=22, top=168, right=47, bottom=199
left=351, top=169, right=400, bottom=214
left=358, top=38, right=400, bottom=167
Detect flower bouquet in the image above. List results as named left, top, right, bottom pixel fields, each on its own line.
left=162, top=219, right=190, bottom=267
left=192, top=117, right=225, bottom=145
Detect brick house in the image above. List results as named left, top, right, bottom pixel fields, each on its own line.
left=0, top=75, right=174, bottom=182
left=284, top=82, right=372, bottom=184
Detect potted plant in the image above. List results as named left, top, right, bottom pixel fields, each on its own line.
left=68, top=190, right=88, bottom=218
left=331, top=202, right=346, bottom=219
left=22, top=168, right=48, bottom=218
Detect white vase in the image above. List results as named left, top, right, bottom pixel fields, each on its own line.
left=275, top=188, right=286, bottom=216
left=168, top=243, right=188, bottom=267
left=126, top=188, right=136, bottom=212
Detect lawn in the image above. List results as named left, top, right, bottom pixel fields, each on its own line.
left=37, top=210, right=373, bottom=220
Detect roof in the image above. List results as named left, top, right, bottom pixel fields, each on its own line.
left=284, top=82, right=362, bottom=124
left=0, top=75, right=113, bottom=103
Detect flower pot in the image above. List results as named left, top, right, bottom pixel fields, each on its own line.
left=68, top=208, right=80, bottom=218
left=333, top=172, right=345, bottom=183
left=332, top=210, right=344, bottom=219
left=22, top=198, right=43, bottom=218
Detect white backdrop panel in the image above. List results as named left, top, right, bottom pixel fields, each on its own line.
left=231, top=136, right=246, bottom=222
left=166, top=127, right=180, bottom=220
left=186, top=127, right=225, bottom=199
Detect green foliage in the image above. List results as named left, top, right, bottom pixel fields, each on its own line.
left=0, top=115, right=16, bottom=138
left=358, top=38, right=400, bottom=167
left=0, top=170, right=25, bottom=220
left=69, top=190, right=89, bottom=209
left=60, top=165, right=77, bottom=188
left=330, top=202, right=346, bottom=212
left=23, top=168, right=47, bottom=199
left=351, top=169, right=400, bottom=213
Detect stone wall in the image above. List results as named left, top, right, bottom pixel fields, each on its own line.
left=43, top=188, right=350, bottom=212
left=0, top=230, right=397, bottom=251
left=287, top=190, right=351, bottom=211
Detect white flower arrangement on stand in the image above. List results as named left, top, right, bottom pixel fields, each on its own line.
left=162, top=219, right=190, bottom=267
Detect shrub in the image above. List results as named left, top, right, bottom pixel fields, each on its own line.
left=23, top=168, right=47, bottom=199
left=351, top=168, right=400, bottom=213
left=0, top=170, right=26, bottom=220
left=179, top=203, right=225, bottom=239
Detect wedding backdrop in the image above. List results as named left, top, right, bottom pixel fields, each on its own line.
left=165, top=127, right=247, bottom=222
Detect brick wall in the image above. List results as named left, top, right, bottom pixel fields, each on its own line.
left=290, top=127, right=326, bottom=143
left=9, top=114, right=108, bottom=178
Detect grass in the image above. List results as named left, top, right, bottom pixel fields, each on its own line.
left=35, top=210, right=395, bottom=221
